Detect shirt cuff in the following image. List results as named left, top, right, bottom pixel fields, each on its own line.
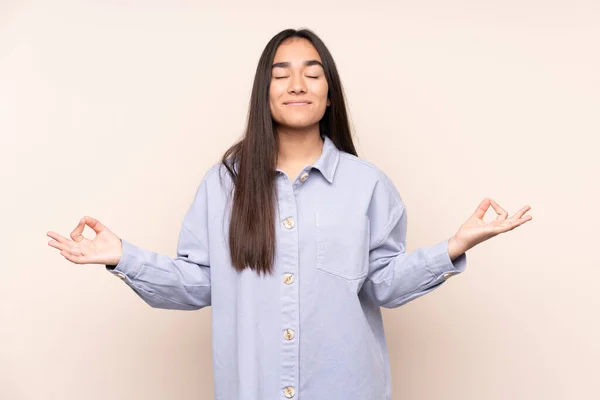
left=425, top=237, right=467, bottom=281
left=105, top=239, right=145, bottom=280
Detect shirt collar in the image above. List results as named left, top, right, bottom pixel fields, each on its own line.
left=311, top=134, right=340, bottom=184
left=274, top=134, right=340, bottom=183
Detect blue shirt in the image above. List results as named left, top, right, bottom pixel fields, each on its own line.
left=106, top=134, right=467, bottom=400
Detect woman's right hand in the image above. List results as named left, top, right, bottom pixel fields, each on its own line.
left=47, top=216, right=123, bottom=266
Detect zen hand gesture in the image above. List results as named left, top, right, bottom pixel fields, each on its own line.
left=47, top=216, right=123, bottom=266
left=449, top=198, right=533, bottom=256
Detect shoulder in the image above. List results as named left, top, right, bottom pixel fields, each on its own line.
left=337, top=151, right=405, bottom=209
left=198, top=160, right=234, bottom=189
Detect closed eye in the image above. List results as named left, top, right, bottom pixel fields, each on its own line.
left=273, top=76, right=320, bottom=79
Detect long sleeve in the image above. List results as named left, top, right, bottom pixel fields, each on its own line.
left=359, top=177, right=467, bottom=309
left=105, top=177, right=212, bottom=311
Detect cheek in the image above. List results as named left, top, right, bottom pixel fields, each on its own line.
left=269, top=80, right=285, bottom=94
left=312, top=82, right=329, bottom=100
left=269, top=87, right=283, bottom=118
left=269, top=85, right=284, bottom=105
left=268, top=86, right=278, bottom=106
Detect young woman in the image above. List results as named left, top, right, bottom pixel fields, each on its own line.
left=47, top=28, right=532, bottom=400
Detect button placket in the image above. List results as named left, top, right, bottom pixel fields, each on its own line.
left=277, top=175, right=299, bottom=398
left=283, top=386, right=295, bottom=398
left=299, top=171, right=309, bottom=182
left=283, top=273, right=294, bottom=285
left=283, top=217, right=295, bottom=229
left=292, top=168, right=310, bottom=190
left=283, top=328, right=295, bottom=340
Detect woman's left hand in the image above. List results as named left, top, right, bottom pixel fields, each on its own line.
left=449, top=198, right=533, bottom=256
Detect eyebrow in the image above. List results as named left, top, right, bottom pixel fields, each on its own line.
left=272, top=60, right=324, bottom=69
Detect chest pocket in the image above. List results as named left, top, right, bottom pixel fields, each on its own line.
left=315, top=211, right=370, bottom=280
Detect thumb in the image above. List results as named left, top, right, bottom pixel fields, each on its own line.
left=472, top=198, right=491, bottom=220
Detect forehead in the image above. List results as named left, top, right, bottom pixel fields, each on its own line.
left=273, top=38, right=322, bottom=64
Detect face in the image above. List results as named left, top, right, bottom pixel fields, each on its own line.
left=269, top=38, right=331, bottom=131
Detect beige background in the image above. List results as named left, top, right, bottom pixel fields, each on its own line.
left=1, top=0, right=598, bottom=399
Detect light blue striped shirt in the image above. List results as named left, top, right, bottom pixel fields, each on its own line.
left=106, top=134, right=467, bottom=400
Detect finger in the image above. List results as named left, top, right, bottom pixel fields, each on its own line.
left=515, top=214, right=533, bottom=224
left=509, top=218, right=530, bottom=230
left=496, top=216, right=532, bottom=233
left=48, top=239, right=69, bottom=252
left=508, top=205, right=532, bottom=221
left=83, top=216, right=107, bottom=234
left=489, top=199, right=508, bottom=220
left=473, top=198, right=492, bottom=219
left=46, top=231, right=71, bottom=244
left=65, top=242, right=83, bottom=256
left=60, top=250, right=86, bottom=264
left=70, top=218, right=86, bottom=242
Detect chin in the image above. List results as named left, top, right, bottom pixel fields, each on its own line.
left=284, top=121, right=317, bottom=129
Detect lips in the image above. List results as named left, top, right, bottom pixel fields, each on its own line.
left=284, top=101, right=311, bottom=105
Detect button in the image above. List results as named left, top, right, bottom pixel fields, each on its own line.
left=299, top=172, right=309, bottom=182
left=283, top=217, right=295, bottom=229
left=283, top=273, right=294, bottom=285
left=115, top=272, right=126, bottom=280
left=283, top=386, right=295, bottom=398
left=442, top=272, right=457, bottom=279
left=283, top=328, right=295, bottom=340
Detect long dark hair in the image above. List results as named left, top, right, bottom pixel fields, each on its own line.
left=219, top=28, right=358, bottom=276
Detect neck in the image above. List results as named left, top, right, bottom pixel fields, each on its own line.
left=275, top=125, right=324, bottom=168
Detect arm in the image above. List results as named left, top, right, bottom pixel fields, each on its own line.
left=359, top=175, right=467, bottom=308
left=360, top=205, right=467, bottom=309
left=105, top=177, right=212, bottom=311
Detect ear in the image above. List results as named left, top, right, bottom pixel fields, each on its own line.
left=327, top=98, right=331, bottom=107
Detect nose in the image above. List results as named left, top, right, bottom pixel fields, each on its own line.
left=287, top=74, right=307, bottom=94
